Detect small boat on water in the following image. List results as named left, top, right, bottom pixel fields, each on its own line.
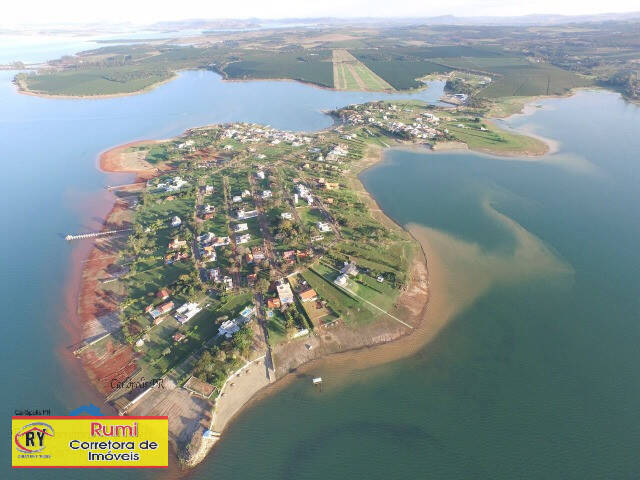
left=312, top=377, right=323, bottom=385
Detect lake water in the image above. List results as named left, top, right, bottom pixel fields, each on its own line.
left=187, top=90, right=640, bottom=480
left=0, top=67, right=445, bottom=479
left=3, top=53, right=640, bottom=479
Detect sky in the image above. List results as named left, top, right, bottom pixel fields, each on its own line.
left=2, top=0, right=639, bottom=27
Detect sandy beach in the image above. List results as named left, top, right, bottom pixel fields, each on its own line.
left=99, top=140, right=169, bottom=177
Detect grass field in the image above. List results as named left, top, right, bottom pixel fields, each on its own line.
left=444, top=117, right=548, bottom=154
left=266, top=310, right=289, bottom=345
left=303, top=266, right=375, bottom=325
left=332, top=49, right=394, bottom=91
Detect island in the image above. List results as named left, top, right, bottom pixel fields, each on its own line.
left=71, top=97, right=547, bottom=467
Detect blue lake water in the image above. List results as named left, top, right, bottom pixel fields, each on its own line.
left=3, top=46, right=640, bottom=480
left=184, top=90, right=640, bottom=480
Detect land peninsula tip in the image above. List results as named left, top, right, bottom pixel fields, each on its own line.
left=72, top=97, right=547, bottom=467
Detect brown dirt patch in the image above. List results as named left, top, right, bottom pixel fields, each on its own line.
left=99, top=140, right=168, bottom=178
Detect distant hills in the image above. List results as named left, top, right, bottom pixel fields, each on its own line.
left=148, top=12, right=640, bottom=29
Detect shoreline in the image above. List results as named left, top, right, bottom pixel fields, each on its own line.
left=13, top=72, right=179, bottom=100
left=14, top=67, right=438, bottom=100
left=64, top=99, right=554, bottom=471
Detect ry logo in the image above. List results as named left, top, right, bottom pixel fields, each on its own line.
left=14, top=422, right=55, bottom=453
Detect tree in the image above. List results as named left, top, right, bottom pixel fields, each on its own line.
left=232, top=325, right=253, bottom=356
left=256, top=278, right=270, bottom=294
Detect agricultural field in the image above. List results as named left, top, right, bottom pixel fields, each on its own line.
left=349, top=46, right=501, bottom=90
left=223, top=50, right=334, bottom=88
left=436, top=57, right=594, bottom=97
left=13, top=21, right=640, bottom=99
left=351, top=55, right=451, bottom=90
left=17, top=66, right=173, bottom=96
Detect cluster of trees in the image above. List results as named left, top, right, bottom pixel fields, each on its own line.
left=275, top=217, right=302, bottom=242
left=192, top=325, right=253, bottom=388
left=284, top=305, right=312, bottom=333
left=607, top=70, right=640, bottom=99
left=192, top=346, right=240, bottom=389
left=445, top=77, right=475, bottom=95
left=172, top=271, right=202, bottom=301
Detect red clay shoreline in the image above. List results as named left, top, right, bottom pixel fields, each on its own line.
left=60, top=141, right=158, bottom=410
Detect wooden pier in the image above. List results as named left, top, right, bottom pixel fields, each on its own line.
left=65, top=228, right=132, bottom=241
left=106, top=182, right=146, bottom=191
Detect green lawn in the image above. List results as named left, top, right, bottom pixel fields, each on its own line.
left=444, top=119, right=547, bottom=154
left=302, top=267, right=374, bottom=325
left=266, top=310, right=288, bottom=345
left=125, top=261, right=193, bottom=300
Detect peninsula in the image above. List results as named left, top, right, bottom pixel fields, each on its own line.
left=72, top=97, right=547, bottom=466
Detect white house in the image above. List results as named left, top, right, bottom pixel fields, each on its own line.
left=236, top=233, right=251, bottom=244
left=341, top=261, right=359, bottom=277
left=317, top=222, right=332, bottom=233
left=171, top=216, right=182, bottom=227
left=175, top=302, right=202, bottom=324
left=281, top=212, right=293, bottom=220
left=212, top=236, right=231, bottom=247
left=276, top=281, right=295, bottom=305
left=237, top=209, right=259, bottom=220
left=209, top=268, right=221, bottom=282
left=262, top=190, right=272, bottom=199
left=219, top=319, right=240, bottom=338
left=334, top=274, right=348, bottom=286
left=198, top=232, right=215, bottom=244
left=234, top=223, right=248, bottom=232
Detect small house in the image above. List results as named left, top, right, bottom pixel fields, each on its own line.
left=299, top=288, right=318, bottom=303
left=156, top=288, right=170, bottom=300
left=267, top=298, right=281, bottom=310
left=173, top=332, right=186, bottom=342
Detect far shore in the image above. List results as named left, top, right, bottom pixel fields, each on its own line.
left=14, top=67, right=439, bottom=100
left=13, top=72, right=179, bottom=100
left=65, top=96, right=554, bottom=471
